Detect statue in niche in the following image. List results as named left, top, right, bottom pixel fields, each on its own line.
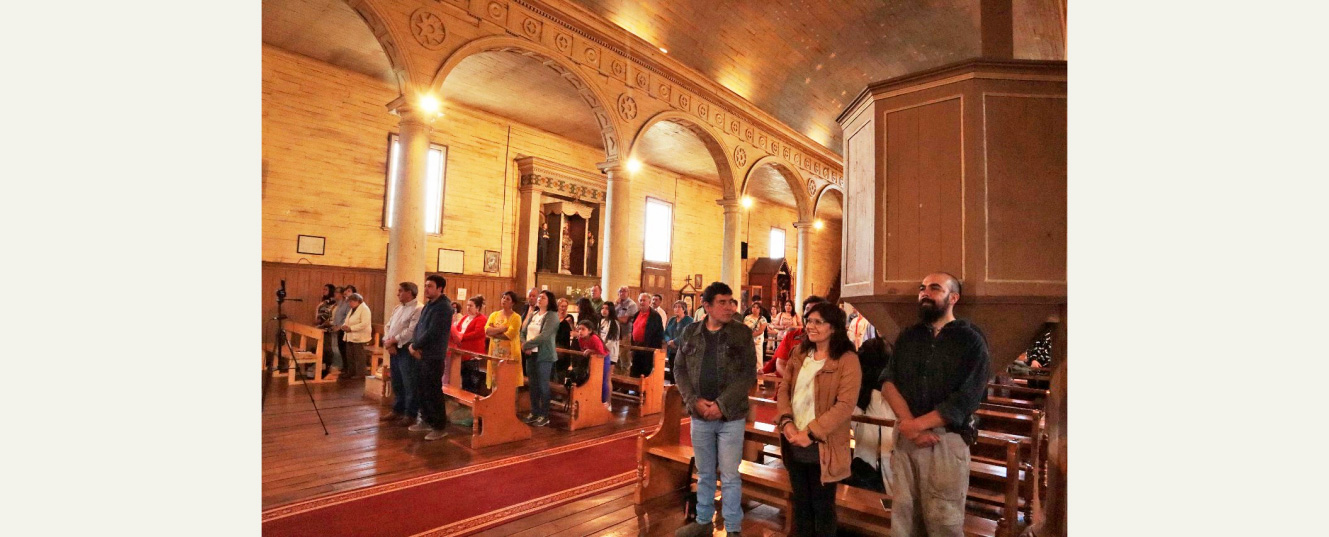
left=560, top=221, right=573, bottom=274
left=586, top=231, right=595, bottom=255
left=536, top=218, right=550, bottom=272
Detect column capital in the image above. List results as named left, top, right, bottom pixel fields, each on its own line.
left=387, top=95, right=442, bottom=125
left=596, top=160, right=626, bottom=176
left=717, top=198, right=741, bottom=210
left=793, top=221, right=815, bottom=230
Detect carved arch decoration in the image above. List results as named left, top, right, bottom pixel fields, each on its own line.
left=813, top=183, right=845, bottom=220
left=430, top=35, right=625, bottom=160
left=740, top=154, right=815, bottom=223
left=344, top=0, right=415, bottom=94
left=629, top=110, right=739, bottom=201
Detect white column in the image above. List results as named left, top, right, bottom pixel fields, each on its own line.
left=719, top=199, right=742, bottom=293
left=598, top=161, right=631, bottom=294
left=384, top=102, right=434, bottom=312
left=793, top=221, right=813, bottom=309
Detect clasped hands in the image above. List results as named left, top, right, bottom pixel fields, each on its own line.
left=781, top=422, right=813, bottom=448
left=896, top=417, right=940, bottom=447
left=693, top=398, right=723, bottom=421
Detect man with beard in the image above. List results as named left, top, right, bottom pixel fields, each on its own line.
left=879, top=272, right=989, bottom=537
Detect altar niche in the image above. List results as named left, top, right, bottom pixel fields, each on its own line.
left=513, top=156, right=607, bottom=296
left=539, top=201, right=599, bottom=277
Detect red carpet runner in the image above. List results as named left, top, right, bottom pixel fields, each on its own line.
left=261, top=429, right=642, bottom=537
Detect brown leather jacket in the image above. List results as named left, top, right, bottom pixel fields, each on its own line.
left=776, top=349, right=862, bottom=484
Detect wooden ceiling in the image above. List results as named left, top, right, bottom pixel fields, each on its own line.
left=262, top=0, right=394, bottom=84
left=567, top=0, right=1066, bottom=153
left=442, top=52, right=605, bottom=149
left=262, top=0, right=1063, bottom=215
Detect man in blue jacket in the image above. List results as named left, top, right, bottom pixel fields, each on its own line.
left=408, top=274, right=455, bottom=441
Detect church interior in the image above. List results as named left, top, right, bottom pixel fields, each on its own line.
left=260, top=0, right=1067, bottom=535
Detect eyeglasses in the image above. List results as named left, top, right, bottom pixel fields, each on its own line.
left=805, top=318, right=829, bottom=327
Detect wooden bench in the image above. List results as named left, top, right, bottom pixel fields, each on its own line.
left=548, top=348, right=613, bottom=431
left=745, top=396, right=1027, bottom=535
left=611, top=344, right=666, bottom=416
left=637, top=385, right=1010, bottom=536
left=366, top=323, right=386, bottom=377
left=987, top=383, right=1049, bottom=408
left=750, top=373, right=782, bottom=396
left=266, top=320, right=335, bottom=384
left=441, top=348, right=531, bottom=448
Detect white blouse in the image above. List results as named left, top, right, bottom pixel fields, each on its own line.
left=792, top=352, right=826, bottom=430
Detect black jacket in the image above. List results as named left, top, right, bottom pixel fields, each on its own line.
left=631, top=309, right=665, bottom=349
left=880, top=319, right=990, bottom=441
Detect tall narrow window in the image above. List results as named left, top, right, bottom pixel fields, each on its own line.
left=384, top=134, right=447, bottom=234
left=643, top=198, right=673, bottom=263
left=769, top=227, right=786, bottom=258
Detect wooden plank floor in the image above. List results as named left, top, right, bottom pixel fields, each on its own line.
left=262, top=376, right=663, bottom=509
left=475, top=486, right=787, bottom=537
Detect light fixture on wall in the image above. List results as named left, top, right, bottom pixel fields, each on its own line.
left=659, top=47, right=668, bottom=54
left=626, top=157, right=643, bottom=174
left=741, top=195, right=754, bottom=209
left=813, top=219, right=825, bottom=230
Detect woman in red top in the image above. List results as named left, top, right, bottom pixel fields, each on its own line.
left=575, top=319, right=612, bottom=410
left=451, top=295, right=488, bottom=391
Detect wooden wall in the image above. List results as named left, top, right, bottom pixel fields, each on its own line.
left=260, top=261, right=518, bottom=345
left=260, top=262, right=386, bottom=345
left=262, top=44, right=842, bottom=330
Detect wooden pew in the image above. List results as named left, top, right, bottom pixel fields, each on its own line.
left=746, top=396, right=1030, bottom=535
left=637, top=386, right=1009, bottom=537
left=549, top=348, right=613, bottom=431
left=750, top=373, right=782, bottom=396
left=442, top=348, right=531, bottom=448
left=987, top=383, right=1049, bottom=408
left=268, top=320, right=335, bottom=384
left=611, top=344, right=666, bottom=416
left=367, top=323, right=386, bottom=377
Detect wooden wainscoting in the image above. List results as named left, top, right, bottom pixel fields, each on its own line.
left=261, top=262, right=387, bottom=346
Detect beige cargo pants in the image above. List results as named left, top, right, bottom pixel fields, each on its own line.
left=890, top=427, right=970, bottom=537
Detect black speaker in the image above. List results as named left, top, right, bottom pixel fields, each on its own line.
left=741, top=242, right=748, bottom=259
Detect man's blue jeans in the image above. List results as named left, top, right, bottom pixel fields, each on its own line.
left=390, top=348, right=417, bottom=417
left=691, top=416, right=746, bottom=531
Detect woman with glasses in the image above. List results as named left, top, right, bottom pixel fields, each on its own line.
left=775, top=302, right=862, bottom=536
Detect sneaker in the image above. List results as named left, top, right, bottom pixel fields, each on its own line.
left=604, top=402, right=613, bottom=412
left=520, top=413, right=537, bottom=424
left=407, top=420, right=431, bottom=432
left=396, top=416, right=415, bottom=427
left=675, top=521, right=712, bottom=537
left=530, top=416, right=550, bottom=427
left=424, top=429, right=449, bottom=441
left=379, top=412, right=402, bottom=422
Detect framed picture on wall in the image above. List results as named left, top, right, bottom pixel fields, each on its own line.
left=694, top=274, right=703, bottom=288
left=483, top=250, right=500, bottom=273
left=296, top=235, right=325, bottom=255
left=437, top=248, right=464, bottom=274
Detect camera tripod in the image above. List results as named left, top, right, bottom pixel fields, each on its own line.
left=261, top=279, right=329, bottom=435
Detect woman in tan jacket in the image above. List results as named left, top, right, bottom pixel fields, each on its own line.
left=776, top=301, right=862, bottom=536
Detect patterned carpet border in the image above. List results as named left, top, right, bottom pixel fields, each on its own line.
left=261, top=427, right=648, bottom=522
left=410, top=471, right=638, bottom=537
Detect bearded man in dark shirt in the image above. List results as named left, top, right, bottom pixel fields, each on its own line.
left=880, top=272, right=990, bottom=537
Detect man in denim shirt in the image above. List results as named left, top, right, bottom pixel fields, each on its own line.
left=880, top=272, right=990, bottom=537
left=672, top=282, right=757, bottom=537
